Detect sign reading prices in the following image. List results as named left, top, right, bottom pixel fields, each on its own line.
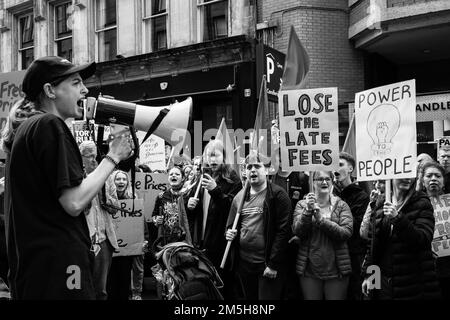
left=355, top=79, right=417, bottom=181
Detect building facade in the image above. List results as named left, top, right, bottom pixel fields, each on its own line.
left=0, top=0, right=448, bottom=156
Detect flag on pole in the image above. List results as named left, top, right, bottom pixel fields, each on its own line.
left=251, top=75, right=279, bottom=174
left=342, top=112, right=357, bottom=177
left=215, top=117, right=240, bottom=176
left=281, top=26, right=310, bottom=90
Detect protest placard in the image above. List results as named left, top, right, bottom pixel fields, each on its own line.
left=355, top=79, right=417, bottom=181
left=437, top=137, right=450, bottom=154
left=112, top=199, right=145, bottom=257
left=136, top=131, right=166, bottom=171
left=0, top=71, right=26, bottom=159
left=72, top=120, right=95, bottom=146
left=134, top=172, right=169, bottom=222
left=430, top=194, right=450, bottom=257
left=278, top=87, right=339, bottom=171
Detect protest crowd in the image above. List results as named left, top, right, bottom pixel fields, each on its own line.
left=0, top=32, right=449, bottom=301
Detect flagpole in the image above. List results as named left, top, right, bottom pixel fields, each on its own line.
left=220, top=179, right=250, bottom=269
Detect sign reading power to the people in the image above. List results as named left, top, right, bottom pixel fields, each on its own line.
left=355, top=79, right=417, bottom=181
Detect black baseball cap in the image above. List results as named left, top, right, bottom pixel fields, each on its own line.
left=22, top=56, right=96, bottom=102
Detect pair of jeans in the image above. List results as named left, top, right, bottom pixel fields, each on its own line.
left=92, top=240, right=113, bottom=300
left=236, top=261, right=286, bottom=300
left=299, top=276, right=349, bottom=300
left=131, top=255, right=144, bottom=296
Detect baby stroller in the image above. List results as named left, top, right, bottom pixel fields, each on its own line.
left=151, top=241, right=224, bottom=300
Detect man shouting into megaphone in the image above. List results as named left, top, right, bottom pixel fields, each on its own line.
left=1, top=56, right=133, bottom=300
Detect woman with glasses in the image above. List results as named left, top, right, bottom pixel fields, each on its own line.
left=292, top=171, right=353, bottom=300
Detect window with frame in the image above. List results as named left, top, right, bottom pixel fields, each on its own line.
left=18, top=12, right=34, bottom=70
left=95, top=0, right=117, bottom=61
left=198, top=0, right=228, bottom=42
left=54, top=2, right=73, bottom=61
left=143, top=0, right=168, bottom=52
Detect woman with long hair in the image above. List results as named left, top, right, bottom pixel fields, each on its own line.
left=292, top=171, right=353, bottom=300
left=186, top=139, right=242, bottom=299
left=106, top=170, right=147, bottom=300
left=361, top=176, right=441, bottom=299
left=152, top=165, right=192, bottom=247
left=420, top=161, right=450, bottom=299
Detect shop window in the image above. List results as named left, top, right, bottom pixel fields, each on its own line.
left=53, top=2, right=72, bottom=61
left=95, top=0, right=117, bottom=61
left=18, top=12, right=34, bottom=70
left=143, top=0, right=168, bottom=52
left=198, top=0, right=228, bottom=42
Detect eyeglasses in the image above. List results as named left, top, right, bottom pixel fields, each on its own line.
left=314, top=177, right=332, bottom=183
left=246, top=163, right=262, bottom=170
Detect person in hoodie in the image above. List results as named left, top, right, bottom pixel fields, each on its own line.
left=333, top=152, right=369, bottom=300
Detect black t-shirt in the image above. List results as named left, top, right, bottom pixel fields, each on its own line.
left=6, top=113, right=95, bottom=299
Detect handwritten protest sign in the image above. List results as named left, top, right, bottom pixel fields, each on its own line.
left=278, top=88, right=339, bottom=171
left=355, top=80, right=417, bottom=181
left=430, top=194, right=450, bottom=257
left=0, top=71, right=26, bottom=159
left=136, top=131, right=166, bottom=171
left=112, top=199, right=145, bottom=257
left=134, top=172, right=169, bottom=222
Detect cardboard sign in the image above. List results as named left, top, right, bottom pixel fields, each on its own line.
left=136, top=131, right=166, bottom=171
left=431, top=194, right=450, bottom=257
left=0, top=71, right=26, bottom=159
left=112, top=199, right=145, bottom=257
left=278, top=88, right=339, bottom=171
left=134, top=172, right=169, bottom=222
left=355, top=80, right=417, bottom=181
left=438, top=137, right=450, bottom=150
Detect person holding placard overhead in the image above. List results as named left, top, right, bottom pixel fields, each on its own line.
left=292, top=171, right=353, bottom=300
left=420, top=161, right=450, bottom=299
left=361, top=177, right=441, bottom=299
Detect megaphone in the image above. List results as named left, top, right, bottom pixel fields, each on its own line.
left=84, top=95, right=192, bottom=147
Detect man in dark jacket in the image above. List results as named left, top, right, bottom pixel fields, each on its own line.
left=334, top=152, right=370, bottom=300
left=225, top=152, right=291, bottom=300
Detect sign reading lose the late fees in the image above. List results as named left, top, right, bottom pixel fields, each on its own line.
left=112, top=199, right=145, bottom=257
left=355, top=79, right=417, bottom=181
left=278, top=87, right=339, bottom=171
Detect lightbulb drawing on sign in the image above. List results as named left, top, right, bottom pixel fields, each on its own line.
left=367, top=104, right=401, bottom=156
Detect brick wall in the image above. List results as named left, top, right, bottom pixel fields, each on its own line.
left=258, top=0, right=365, bottom=104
